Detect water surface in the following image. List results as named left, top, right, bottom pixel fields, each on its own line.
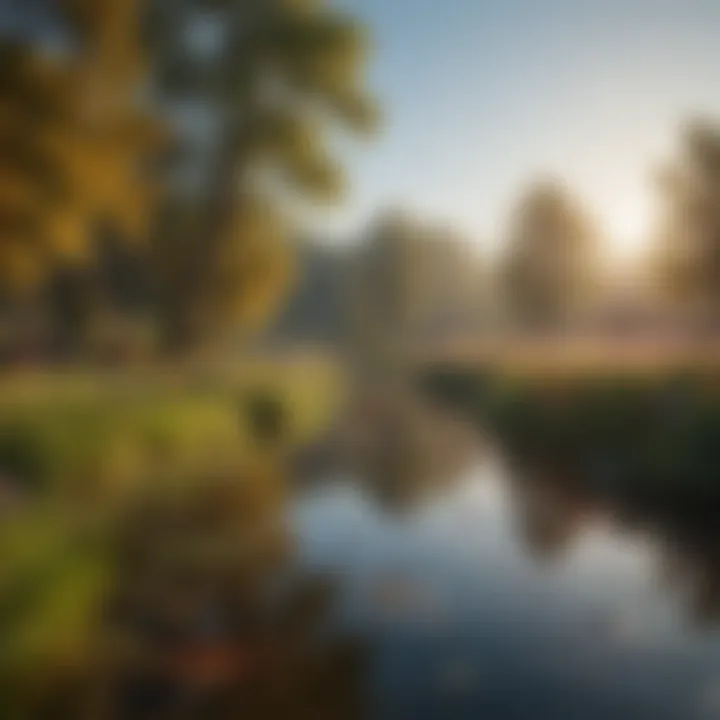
left=291, top=419, right=720, bottom=720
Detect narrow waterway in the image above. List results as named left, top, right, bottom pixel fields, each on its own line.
left=290, top=408, right=720, bottom=720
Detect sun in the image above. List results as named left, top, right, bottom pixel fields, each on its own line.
left=602, top=193, right=654, bottom=266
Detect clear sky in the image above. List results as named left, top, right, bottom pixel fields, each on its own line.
left=324, top=0, right=720, bottom=259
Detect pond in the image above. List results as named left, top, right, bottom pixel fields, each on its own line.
left=289, top=398, right=720, bottom=720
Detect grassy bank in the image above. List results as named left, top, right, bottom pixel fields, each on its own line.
left=0, top=356, right=345, bottom=713
left=0, top=357, right=345, bottom=498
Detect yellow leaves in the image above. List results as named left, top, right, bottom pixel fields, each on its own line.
left=112, top=115, right=170, bottom=153
left=61, top=0, right=147, bottom=77
left=50, top=132, right=149, bottom=239
left=113, top=195, right=152, bottom=245
left=0, top=4, right=166, bottom=297
left=66, top=111, right=167, bottom=245
left=41, top=208, right=91, bottom=261
left=0, top=168, right=40, bottom=211
left=0, top=239, right=45, bottom=292
left=210, top=198, right=296, bottom=329
left=150, top=0, right=376, bottom=348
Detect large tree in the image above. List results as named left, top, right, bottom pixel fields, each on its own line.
left=0, top=0, right=376, bottom=358
left=146, top=0, right=377, bottom=351
left=502, top=180, right=599, bottom=329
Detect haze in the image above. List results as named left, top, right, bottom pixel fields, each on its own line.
left=332, top=0, right=720, bottom=261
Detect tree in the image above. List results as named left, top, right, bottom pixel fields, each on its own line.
left=502, top=180, right=599, bottom=329
left=653, top=120, right=720, bottom=324
left=0, top=0, right=376, bottom=359
left=0, top=1, right=164, bottom=356
left=350, top=211, right=484, bottom=376
left=146, top=0, right=378, bottom=352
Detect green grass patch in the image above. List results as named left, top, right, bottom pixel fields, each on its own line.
left=0, top=357, right=345, bottom=497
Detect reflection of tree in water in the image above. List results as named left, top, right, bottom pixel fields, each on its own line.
left=505, top=462, right=598, bottom=559
left=335, top=382, right=720, bottom=624
left=650, top=520, right=720, bottom=627
left=336, top=388, right=480, bottom=513
left=25, top=469, right=365, bottom=719
left=507, top=456, right=720, bottom=624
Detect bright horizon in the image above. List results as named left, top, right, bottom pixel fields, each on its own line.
left=316, top=0, right=720, bottom=264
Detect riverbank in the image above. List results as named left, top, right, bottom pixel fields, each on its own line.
left=421, top=361, right=720, bottom=504
left=0, top=355, right=346, bottom=715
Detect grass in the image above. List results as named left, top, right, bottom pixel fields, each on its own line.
left=0, top=356, right=345, bottom=497
left=0, top=355, right=345, bottom=713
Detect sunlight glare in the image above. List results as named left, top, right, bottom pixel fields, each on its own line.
left=602, top=192, right=653, bottom=267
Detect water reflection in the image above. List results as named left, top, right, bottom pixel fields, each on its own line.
left=505, top=456, right=720, bottom=628
left=9, top=391, right=720, bottom=718
left=294, top=391, right=720, bottom=720
left=506, top=467, right=597, bottom=559
left=325, top=387, right=480, bottom=513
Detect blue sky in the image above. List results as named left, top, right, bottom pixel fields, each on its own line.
left=324, top=0, right=720, bottom=258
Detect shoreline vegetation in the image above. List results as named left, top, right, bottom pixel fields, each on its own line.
left=0, top=354, right=347, bottom=716
left=422, top=353, right=720, bottom=507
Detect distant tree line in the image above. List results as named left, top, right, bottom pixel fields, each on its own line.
left=501, top=121, right=720, bottom=333
left=2, top=0, right=719, bottom=363
left=273, top=119, right=720, bottom=367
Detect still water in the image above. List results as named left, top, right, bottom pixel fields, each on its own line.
left=289, top=407, right=720, bottom=720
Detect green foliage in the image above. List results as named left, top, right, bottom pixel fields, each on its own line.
left=423, top=364, right=720, bottom=499
left=0, top=360, right=343, bottom=493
